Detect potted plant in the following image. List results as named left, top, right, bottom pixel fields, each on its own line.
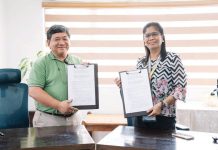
left=18, top=50, right=47, bottom=82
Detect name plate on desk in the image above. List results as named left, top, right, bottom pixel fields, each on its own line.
left=68, top=64, right=99, bottom=109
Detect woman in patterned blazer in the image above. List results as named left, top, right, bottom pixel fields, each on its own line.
left=115, top=22, right=187, bottom=130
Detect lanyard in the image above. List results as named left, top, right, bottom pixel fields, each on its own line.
left=148, top=55, right=160, bottom=79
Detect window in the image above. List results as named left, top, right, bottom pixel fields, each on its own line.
left=43, top=1, right=218, bottom=100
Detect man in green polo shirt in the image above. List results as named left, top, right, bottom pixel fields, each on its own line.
left=28, top=25, right=82, bottom=127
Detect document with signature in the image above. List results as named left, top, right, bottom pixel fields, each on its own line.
left=119, top=69, right=153, bottom=117
left=68, top=64, right=99, bottom=109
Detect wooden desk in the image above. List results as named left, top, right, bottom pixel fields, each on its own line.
left=0, top=125, right=95, bottom=150
left=82, top=114, right=127, bottom=135
left=97, top=125, right=218, bottom=150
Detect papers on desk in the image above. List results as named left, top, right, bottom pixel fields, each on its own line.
left=119, top=69, right=153, bottom=117
left=68, top=64, right=99, bottom=109
left=172, top=132, right=194, bottom=140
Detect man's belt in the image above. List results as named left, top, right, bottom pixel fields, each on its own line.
left=37, top=109, right=75, bottom=117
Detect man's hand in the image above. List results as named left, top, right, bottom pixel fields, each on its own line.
left=57, top=100, right=74, bottom=114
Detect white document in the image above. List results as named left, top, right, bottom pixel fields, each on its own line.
left=120, top=69, right=153, bottom=116
left=68, top=64, right=98, bottom=109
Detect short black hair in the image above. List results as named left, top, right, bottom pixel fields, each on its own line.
left=46, top=25, right=70, bottom=40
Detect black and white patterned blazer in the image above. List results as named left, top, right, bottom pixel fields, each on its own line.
left=137, top=52, right=187, bottom=117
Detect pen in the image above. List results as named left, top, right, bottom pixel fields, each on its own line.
left=0, top=131, right=4, bottom=136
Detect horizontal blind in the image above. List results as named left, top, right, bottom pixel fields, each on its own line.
left=43, top=2, right=218, bottom=86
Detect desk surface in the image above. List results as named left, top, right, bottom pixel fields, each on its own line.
left=0, top=125, right=95, bottom=150
left=82, top=114, right=127, bottom=132
left=97, top=126, right=218, bottom=150
left=83, top=114, right=127, bottom=126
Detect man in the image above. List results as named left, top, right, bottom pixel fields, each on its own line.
left=28, top=25, right=82, bottom=127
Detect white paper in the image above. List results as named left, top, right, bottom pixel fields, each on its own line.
left=120, top=69, right=153, bottom=114
left=68, top=65, right=96, bottom=106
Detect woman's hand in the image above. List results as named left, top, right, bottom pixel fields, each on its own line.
left=114, top=77, right=121, bottom=88
left=147, top=102, right=162, bottom=117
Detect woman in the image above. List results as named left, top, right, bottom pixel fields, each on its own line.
left=115, top=22, right=187, bottom=130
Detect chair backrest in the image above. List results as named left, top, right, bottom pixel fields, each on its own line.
left=0, top=69, right=29, bottom=129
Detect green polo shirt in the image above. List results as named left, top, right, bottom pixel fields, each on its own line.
left=28, top=52, right=82, bottom=113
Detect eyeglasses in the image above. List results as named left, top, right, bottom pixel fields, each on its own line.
left=144, top=32, right=160, bottom=39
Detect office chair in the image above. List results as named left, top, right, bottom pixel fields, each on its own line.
left=0, top=69, right=29, bottom=129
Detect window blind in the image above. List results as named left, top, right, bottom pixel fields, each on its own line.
left=43, top=2, right=218, bottom=87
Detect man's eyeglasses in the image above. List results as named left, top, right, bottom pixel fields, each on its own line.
left=144, top=32, right=160, bottom=39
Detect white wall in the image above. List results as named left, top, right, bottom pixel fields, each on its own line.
left=3, top=0, right=44, bottom=68
left=0, top=0, right=44, bottom=112
left=0, top=0, right=5, bottom=68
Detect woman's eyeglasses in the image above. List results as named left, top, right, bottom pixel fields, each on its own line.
left=144, top=32, right=160, bottom=39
